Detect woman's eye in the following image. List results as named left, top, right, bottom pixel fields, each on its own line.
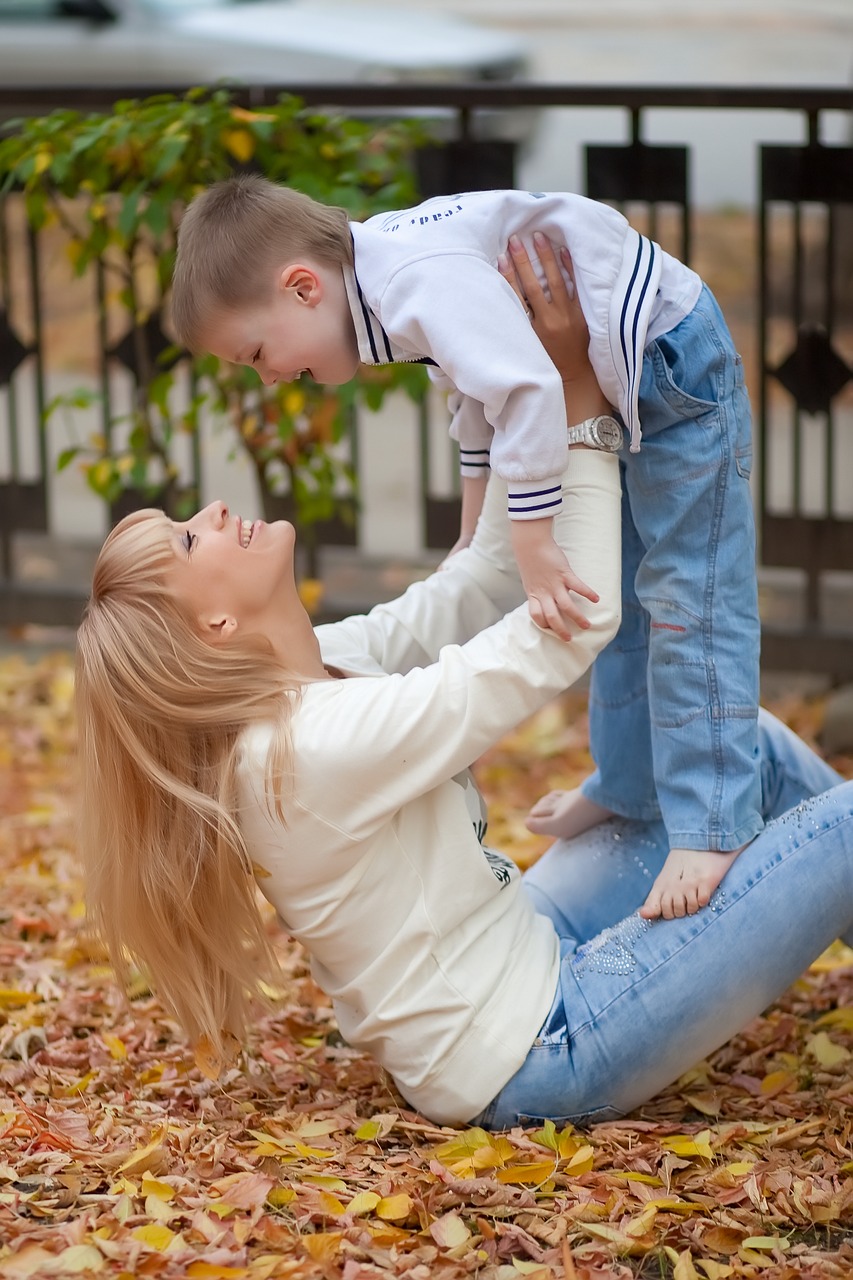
left=182, top=531, right=198, bottom=556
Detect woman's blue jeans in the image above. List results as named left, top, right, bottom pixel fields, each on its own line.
left=473, top=711, right=852, bottom=1130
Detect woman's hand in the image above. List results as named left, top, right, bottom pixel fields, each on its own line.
left=499, top=231, right=612, bottom=424
left=497, top=233, right=592, bottom=382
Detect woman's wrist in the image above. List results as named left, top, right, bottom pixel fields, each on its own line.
left=564, top=380, right=612, bottom=427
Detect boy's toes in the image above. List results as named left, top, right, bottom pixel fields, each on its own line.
left=639, top=891, right=663, bottom=920
left=662, top=892, right=687, bottom=920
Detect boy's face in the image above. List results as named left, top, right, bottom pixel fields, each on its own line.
left=200, top=260, right=360, bottom=388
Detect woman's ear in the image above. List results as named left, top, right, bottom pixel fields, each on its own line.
left=204, top=614, right=239, bottom=642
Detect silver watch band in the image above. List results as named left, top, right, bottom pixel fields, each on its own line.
left=566, top=415, right=623, bottom=451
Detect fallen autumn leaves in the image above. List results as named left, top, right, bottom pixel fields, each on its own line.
left=1, top=651, right=852, bottom=1279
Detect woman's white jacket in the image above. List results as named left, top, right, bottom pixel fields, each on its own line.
left=237, top=451, right=621, bottom=1125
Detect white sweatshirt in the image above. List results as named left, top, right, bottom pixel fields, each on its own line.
left=236, top=452, right=621, bottom=1125
left=344, top=189, right=701, bottom=519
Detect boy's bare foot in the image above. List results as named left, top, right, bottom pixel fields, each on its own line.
left=525, top=788, right=613, bottom=839
left=639, top=845, right=746, bottom=921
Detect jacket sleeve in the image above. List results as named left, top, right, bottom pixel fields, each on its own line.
left=307, top=451, right=621, bottom=832
left=427, top=368, right=493, bottom=479
left=380, top=253, right=570, bottom=518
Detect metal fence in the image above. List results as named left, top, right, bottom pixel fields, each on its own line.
left=1, top=82, right=852, bottom=675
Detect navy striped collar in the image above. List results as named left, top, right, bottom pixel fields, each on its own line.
left=342, top=249, right=435, bottom=369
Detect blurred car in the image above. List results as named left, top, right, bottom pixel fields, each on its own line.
left=0, top=0, right=528, bottom=87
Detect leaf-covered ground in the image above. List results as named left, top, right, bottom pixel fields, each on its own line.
left=1, top=650, right=853, bottom=1280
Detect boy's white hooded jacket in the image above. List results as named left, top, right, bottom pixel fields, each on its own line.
left=344, top=189, right=701, bottom=518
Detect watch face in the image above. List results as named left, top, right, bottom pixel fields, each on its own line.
left=593, top=417, right=623, bottom=450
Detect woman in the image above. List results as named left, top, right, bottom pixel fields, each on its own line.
left=75, top=239, right=853, bottom=1130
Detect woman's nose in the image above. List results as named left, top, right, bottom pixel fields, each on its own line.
left=200, top=501, right=228, bottom=527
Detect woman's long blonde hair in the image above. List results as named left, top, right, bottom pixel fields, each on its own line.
left=75, top=509, right=296, bottom=1056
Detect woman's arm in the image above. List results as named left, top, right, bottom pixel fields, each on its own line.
left=300, top=450, right=621, bottom=833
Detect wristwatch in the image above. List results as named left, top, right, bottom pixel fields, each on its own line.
left=566, top=414, right=623, bottom=452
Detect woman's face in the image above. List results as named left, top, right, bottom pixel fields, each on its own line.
left=169, top=500, right=298, bottom=641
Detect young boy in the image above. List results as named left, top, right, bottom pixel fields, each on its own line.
left=170, top=175, right=762, bottom=922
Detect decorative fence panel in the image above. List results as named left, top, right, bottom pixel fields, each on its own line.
left=1, top=83, right=851, bottom=675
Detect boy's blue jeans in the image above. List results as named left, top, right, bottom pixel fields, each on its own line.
left=473, top=711, right=851, bottom=1129
left=582, top=284, right=762, bottom=851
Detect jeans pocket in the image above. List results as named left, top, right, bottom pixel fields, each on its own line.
left=735, top=446, right=753, bottom=480
left=651, top=334, right=718, bottom=420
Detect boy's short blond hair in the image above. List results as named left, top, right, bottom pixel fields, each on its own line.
left=170, top=173, right=353, bottom=352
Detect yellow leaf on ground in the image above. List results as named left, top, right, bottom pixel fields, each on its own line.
left=741, top=1237, right=790, bottom=1251
left=760, top=1069, right=798, bottom=1094
left=495, top=1161, right=557, bottom=1185
left=609, top=1171, right=663, bottom=1185
left=375, top=1193, right=413, bottom=1220
left=187, top=1264, right=248, bottom=1279
left=580, top=1222, right=652, bottom=1254
left=816, top=1005, right=853, bottom=1030
left=696, top=1263, right=734, bottom=1280
left=661, top=1131, right=714, bottom=1160
left=646, top=1198, right=704, bottom=1216
left=346, top=1191, right=380, bottom=1216
left=117, top=1125, right=169, bottom=1176
left=471, top=1144, right=506, bottom=1170
left=565, top=1145, right=595, bottom=1175
left=354, top=1120, right=382, bottom=1141
left=101, top=1033, right=127, bottom=1060
left=301, top=1174, right=346, bottom=1192
left=267, top=1187, right=296, bottom=1207
left=673, top=1250, right=699, bottom=1280
left=316, top=1191, right=346, bottom=1216
left=130, top=1223, right=176, bottom=1252
left=0, top=990, right=42, bottom=1009
left=140, top=1174, right=175, bottom=1201
left=301, top=1232, right=342, bottom=1262
left=806, top=1031, right=851, bottom=1067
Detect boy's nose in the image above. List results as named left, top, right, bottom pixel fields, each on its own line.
left=259, top=369, right=277, bottom=386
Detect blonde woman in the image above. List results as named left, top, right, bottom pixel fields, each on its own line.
left=76, top=240, right=852, bottom=1129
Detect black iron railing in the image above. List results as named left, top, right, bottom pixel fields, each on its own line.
left=1, top=82, right=852, bottom=674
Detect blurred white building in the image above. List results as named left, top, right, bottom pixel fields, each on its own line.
left=368, top=0, right=853, bottom=206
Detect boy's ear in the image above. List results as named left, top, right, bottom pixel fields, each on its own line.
left=279, top=264, right=322, bottom=305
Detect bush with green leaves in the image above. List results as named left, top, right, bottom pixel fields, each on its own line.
left=0, top=89, right=429, bottom=527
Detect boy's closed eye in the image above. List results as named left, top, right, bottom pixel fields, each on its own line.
left=251, top=348, right=261, bottom=365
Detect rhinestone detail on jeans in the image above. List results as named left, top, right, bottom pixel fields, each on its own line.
left=573, top=913, right=652, bottom=978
